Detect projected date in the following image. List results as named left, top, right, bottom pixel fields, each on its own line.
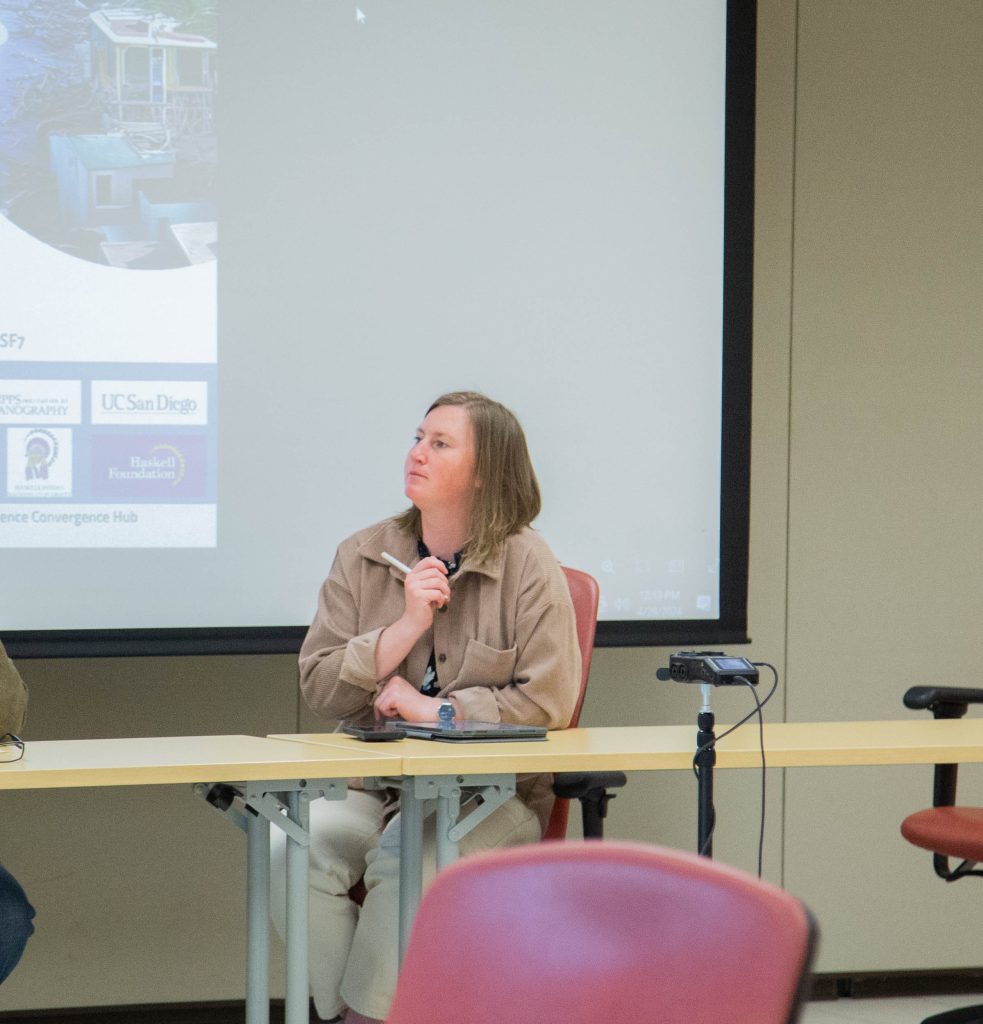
left=0, top=333, right=26, bottom=351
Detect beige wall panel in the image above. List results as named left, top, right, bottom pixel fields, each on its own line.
left=784, top=0, right=983, bottom=970
left=748, top=0, right=796, bottom=680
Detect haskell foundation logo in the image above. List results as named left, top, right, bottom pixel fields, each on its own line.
left=91, top=435, right=207, bottom=499
left=141, top=443, right=187, bottom=486
left=6, top=427, right=73, bottom=497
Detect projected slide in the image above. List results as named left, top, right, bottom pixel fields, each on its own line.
left=3, top=1, right=749, bottom=642
left=0, top=2, right=217, bottom=549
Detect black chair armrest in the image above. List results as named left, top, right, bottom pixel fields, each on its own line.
left=902, top=687, right=983, bottom=812
left=903, top=686, right=983, bottom=719
left=553, top=771, right=628, bottom=799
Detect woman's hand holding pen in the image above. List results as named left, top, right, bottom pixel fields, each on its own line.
left=400, top=556, right=450, bottom=631
left=374, top=552, right=450, bottom=681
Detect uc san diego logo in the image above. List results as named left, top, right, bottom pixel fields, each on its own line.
left=6, top=427, right=73, bottom=497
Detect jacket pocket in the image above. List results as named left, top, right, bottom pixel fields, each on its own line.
left=455, top=639, right=518, bottom=687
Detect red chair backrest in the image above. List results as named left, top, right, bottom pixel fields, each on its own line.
left=541, top=567, right=599, bottom=840
left=388, top=840, right=816, bottom=1024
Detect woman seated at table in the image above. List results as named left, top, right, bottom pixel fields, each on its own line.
left=274, top=390, right=580, bottom=1024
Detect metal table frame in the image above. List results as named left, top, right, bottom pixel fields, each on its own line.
left=259, top=718, right=983, bottom=1017
left=201, top=768, right=519, bottom=1016
left=197, top=776, right=348, bottom=1024
left=388, top=772, right=516, bottom=960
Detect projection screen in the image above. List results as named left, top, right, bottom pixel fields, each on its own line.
left=0, top=0, right=754, bottom=655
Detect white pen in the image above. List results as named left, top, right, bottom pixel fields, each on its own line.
left=381, top=551, right=414, bottom=575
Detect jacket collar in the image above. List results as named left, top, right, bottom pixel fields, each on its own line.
left=357, top=518, right=506, bottom=581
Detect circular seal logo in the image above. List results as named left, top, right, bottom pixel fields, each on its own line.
left=24, top=428, right=58, bottom=480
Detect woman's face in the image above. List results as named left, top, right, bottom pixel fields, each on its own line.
left=404, top=404, right=478, bottom=515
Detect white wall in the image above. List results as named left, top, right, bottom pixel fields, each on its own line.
left=3, top=0, right=983, bottom=1008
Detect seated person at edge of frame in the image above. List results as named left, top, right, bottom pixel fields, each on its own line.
left=0, top=641, right=36, bottom=986
left=271, top=390, right=581, bottom=1024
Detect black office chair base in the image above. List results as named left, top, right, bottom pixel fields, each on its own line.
left=553, top=770, right=627, bottom=839
left=923, top=1004, right=983, bottom=1024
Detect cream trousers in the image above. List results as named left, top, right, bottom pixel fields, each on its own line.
left=270, top=787, right=541, bottom=1020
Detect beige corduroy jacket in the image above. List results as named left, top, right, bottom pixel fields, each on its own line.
left=0, top=642, right=28, bottom=736
left=298, top=518, right=581, bottom=830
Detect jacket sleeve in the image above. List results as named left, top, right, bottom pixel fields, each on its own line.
left=298, top=551, right=385, bottom=722
left=0, top=642, right=28, bottom=736
left=450, top=557, right=581, bottom=729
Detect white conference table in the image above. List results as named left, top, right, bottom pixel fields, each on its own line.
left=276, top=718, right=983, bottom=958
left=0, top=734, right=404, bottom=1024
left=6, top=721, right=982, bottom=1022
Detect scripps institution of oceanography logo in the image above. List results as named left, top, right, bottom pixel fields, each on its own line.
left=24, top=428, right=58, bottom=480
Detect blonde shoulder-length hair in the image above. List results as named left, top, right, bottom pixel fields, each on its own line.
left=395, top=391, right=541, bottom=566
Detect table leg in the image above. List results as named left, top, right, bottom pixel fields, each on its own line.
left=398, top=784, right=424, bottom=964
left=246, top=808, right=271, bottom=1024
left=285, top=790, right=310, bottom=1024
left=434, top=785, right=461, bottom=871
left=395, top=774, right=513, bottom=963
left=200, top=779, right=347, bottom=1024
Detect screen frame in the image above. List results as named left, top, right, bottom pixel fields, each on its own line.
left=4, top=0, right=755, bottom=659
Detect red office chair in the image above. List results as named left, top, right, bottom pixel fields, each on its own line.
left=547, top=567, right=626, bottom=840
left=901, top=686, right=983, bottom=1024
left=352, top=566, right=614, bottom=904
left=387, top=840, right=817, bottom=1024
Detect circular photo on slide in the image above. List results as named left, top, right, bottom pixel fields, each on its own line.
left=0, top=0, right=216, bottom=269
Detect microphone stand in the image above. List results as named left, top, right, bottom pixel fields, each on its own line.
left=695, top=683, right=716, bottom=857
left=660, top=655, right=761, bottom=858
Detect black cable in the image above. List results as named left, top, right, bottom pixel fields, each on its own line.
left=698, top=806, right=716, bottom=857
left=739, top=673, right=766, bottom=876
left=691, top=662, right=779, bottom=873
